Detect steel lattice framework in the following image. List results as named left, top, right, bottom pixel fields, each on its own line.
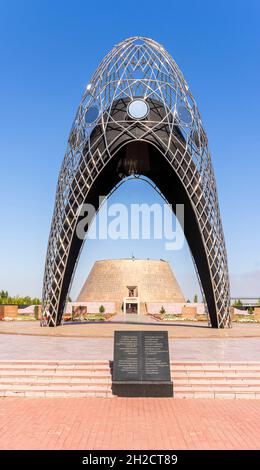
left=42, top=36, right=231, bottom=328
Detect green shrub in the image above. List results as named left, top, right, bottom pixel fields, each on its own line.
left=85, top=314, right=105, bottom=321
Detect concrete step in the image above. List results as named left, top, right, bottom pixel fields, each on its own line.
left=0, top=376, right=111, bottom=386
left=181, top=364, right=260, bottom=369
left=173, top=379, right=260, bottom=386
left=172, top=373, right=260, bottom=378
left=2, top=364, right=260, bottom=372
left=0, top=359, right=110, bottom=366
left=1, top=390, right=113, bottom=398
left=0, top=362, right=258, bottom=370
left=2, top=375, right=260, bottom=384
left=172, top=371, right=260, bottom=376
left=0, top=371, right=112, bottom=377
left=0, top=383, right=112, bottom=391
left=174, top=392, right=260, bottom=398
left=1, top=361, right=260, bottom=399
left=0, top=364, right=111, bottom=371
left=173, top=384, right=260, bottom=391
left=0, top=361, right=113, bottom=397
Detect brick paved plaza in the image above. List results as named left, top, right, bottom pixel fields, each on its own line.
left=0, top=322, right=260, bottom=449
left=0, top=397, right=260, bottom=450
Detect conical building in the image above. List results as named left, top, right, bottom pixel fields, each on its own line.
left=77, top=258, right=185, bottom=314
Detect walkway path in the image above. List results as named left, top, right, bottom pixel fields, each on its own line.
left=109, top=313, right=160, bottom=323
left=1, top=320, right=260, bottom=338
left=0, top=334, right=259, bottom=361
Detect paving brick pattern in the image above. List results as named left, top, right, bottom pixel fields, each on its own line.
left=0, top=397, right=259, bottom=450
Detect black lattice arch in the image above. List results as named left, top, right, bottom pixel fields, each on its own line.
left=42, top=36, right=231, bottom=328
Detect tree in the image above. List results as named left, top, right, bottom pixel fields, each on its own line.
left=71, top=306, right=75, bottom=321
left=160, top=306, right=166, bottom=315
left=99, top=305, right=105, bottom=314
left=0, top=290, right=8, bottom=299
left=233, top=299, right=243, bottom=307
left=0, top=291, right=41, bottom=305
left=193, top=294, right=198, bottom=303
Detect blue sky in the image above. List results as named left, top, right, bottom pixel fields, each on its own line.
left=0, top=0, right=259, bottom=300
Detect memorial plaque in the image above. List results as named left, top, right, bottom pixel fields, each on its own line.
left=142, top=331, right=171, bottom=382
left=112, top=331, right=173, bottom=397
left=113, top=331, right=141, bottom=382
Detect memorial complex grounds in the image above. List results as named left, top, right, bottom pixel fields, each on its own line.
left=1, top=0, right=259, bottom=457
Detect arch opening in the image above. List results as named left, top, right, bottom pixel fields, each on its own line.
left=56, top=141, right=218, bottom=327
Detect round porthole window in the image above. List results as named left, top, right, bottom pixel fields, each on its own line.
left=127, top=99, right=149, bottom=119
left=84, top=105, right=99, bottom=124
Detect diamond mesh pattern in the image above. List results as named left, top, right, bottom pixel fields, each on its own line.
left=42, top=37, right=231, bottom=328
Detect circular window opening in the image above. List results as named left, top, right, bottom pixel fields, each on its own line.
left=127, top=99, right=149, bottom=119
left=84, top=105, right=99, bottom=124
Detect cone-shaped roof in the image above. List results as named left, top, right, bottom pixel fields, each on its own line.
left=77, top=258, right=185, bottom=303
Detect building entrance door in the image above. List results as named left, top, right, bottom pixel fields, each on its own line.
left=123, top=296, right=139, bottom=314
left=126, top=303, right=138, bottom=314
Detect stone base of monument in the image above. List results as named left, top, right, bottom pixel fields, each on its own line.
left=112, top=381, right=173, bottom=397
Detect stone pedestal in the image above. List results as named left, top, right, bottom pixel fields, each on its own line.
left=230, top=307, right=235, bottom=321
left=196, top=314, right=207, bottom=321
left=34, top=305, right=42, bottom=320
left=181, top=305, right=197, bottom=319
left=254, top=307, right=260, bottom=321
left=0, top=305, right=18, bottom=320
left=112, top=381, right=173, bottom=397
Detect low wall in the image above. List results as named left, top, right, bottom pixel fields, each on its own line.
left=0, top=305, right=18, bottom=320
left=146, top=302, right=205, bottom=315
left=66, top=302, right=116, bottom=314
